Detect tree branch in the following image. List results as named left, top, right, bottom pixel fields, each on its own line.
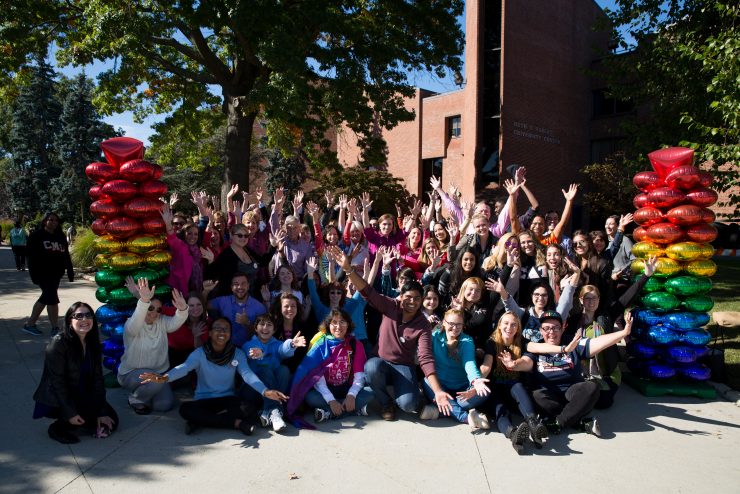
left=150, top=36, right=205, bottom=65
left=140, top=47, right=219, bottom=85
left=186, top=27, right=232, bottom=82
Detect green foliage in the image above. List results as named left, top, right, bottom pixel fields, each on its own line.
left=580, top=155, right=642, bottom=220
left=306, top=166, right=410, bottom=218
left=69, top=227, right=97, bottom=269
left=0, top=219, right=13, bottom=241
left=0, top=0, right=464, bottom=192
left=599, top=1, right=739, bottom=218
left=264, top=151, right=308, bottom=200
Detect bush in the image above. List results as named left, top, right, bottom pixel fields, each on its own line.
left=70, top=228, right=97, bottom=270
left=0, top=220, right=13, bottom=242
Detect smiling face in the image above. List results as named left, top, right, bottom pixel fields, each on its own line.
left=605, top=217, right=618, bottom=237
left=184, top=225, right=199, bottom=246
left=545, top=212, right=559, bottom=230
left=255, top=319, right=276, bottom=343
left=349, top=225, right=363, bottom=244
left=408, top=228, right=421, bottom=249
left=592, top=235, right=606, bottom=254
left=473, top=217, right=490, bottom=237
left=580, top=289, right=600, bottom=314
left=242, top=217, right=258, bottom=237
left=498, top=313, right=520, bottom=345
left=379, top=219, right=394, bottom=236
left=546, top=245, right=561, bottom=270
left=69, top=305, right=95, bottom=340
left=328, top=314, right=350, bottom=339
left=519, top=233, right=536, bottom=256
left=540, top=320, right=563, bottom=345
left=277, top=266, right=294, bottom=287
left=281, top=298, right=297, bottom=321
left=474, top=202, right=491, bottom=219
left=209, top=320, right=231, bottom=349
left=231, top=276, right=249, bottom=301
left=231, top=226, right=249, bottom=248
left=531, top=286, right=549, bottom=310
left=145, top=299, right=163, bottom=325
left=462, top=280, right=482, bottom=303
left=44, top=214, right=60, bottom=233
left=399, top=289, right=422, bottom=316
left=328, top=285, right=344, bottom=308
left=325, top=226, right=339, bottom=245
left=284, top=219, right=300, bottom=242
left=433, top=223, right=448, bottom=243
left=443, top=313, right=464, bottom=340
left=530, top=216, right=546, bottom=237
left=422, top=290, right=439, bottom=312
left=573, top=234, right=590, bottom=257
left=188, top=296, right=204, bottom=318
left=460, top=252, right=477, bottom=272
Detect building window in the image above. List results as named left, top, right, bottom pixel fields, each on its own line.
left=421, top=158, right=443, bottom=198
left=592, top=89, right=634, bottom=118
left=448, top=116, right=462, bottom=139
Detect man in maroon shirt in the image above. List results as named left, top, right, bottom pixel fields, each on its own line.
left=329, top=246, right=452, bottom=421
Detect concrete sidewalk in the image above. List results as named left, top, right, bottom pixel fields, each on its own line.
left=0, top=246, right=738, bottom=494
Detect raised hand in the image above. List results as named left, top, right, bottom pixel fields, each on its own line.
left=624, top=311, right=634, bottom=336
left=514, top=165, right=527, bottom=184
left=171, top=288, right=188, bottom=311
left=124, top=275, right=140, bottom=298
left=192, top=321, right=207, bottom=340
left=564, top=329, right=583, bottom=353
left=644, top=255, right=658, bottom=277
left=619, top=213, right=634, bottom=231
left=346, top=197, right=358, bottom=217
left=169, top=193, right=179, bottom=207
left=410, top=199, right=422, bottom=217
left=226, top=184, right=239, bottom=200
left=306, top=200, right=320, bottom=218
left=202, top=279, right=218, bottom=293
left=292, top=190, right=305, bottom=212
left=137, top=278, right=155, bottom=303
left=327, top=245, right=350, bottom=271
left=254, top=186, right=264, bottom=204
left=430, top=175, right=442, bottom=191
left=472, top=377, right=491, bottom=396
left=291, top=331, right=307, bottom=348
left=506, top=245, right=520, bottom=267
left=273, top=188, right=285, bottom=206
left=498, top=350, right=516, bottom=370
left=325, top=190, right=335, bottom=208
left=360, top=192, right=373, bottom=210
left=562, top=183, right=579, bottom=202
left=260, top=284, right=271, bottom=303
left=306, top=256, right=319, bottom=275
left=338, top=194, right=348, bottom=210
left=503, top=178, right=520, bottom=195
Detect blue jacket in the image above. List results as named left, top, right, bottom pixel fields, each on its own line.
left=242, top=337, right=295, bottom=371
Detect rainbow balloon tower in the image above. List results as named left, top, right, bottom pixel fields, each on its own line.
left=627, top=147, right=717, bottom=382
left=86, top=137, right=172, bottom=373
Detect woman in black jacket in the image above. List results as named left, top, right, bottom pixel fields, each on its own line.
left=33, top=302, right=119, bottom=444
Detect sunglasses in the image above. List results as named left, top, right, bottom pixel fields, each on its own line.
left=72, top=312, right=94, bottom=320
left=172, top=222, right=185, bottom=226
left=147, top=306, right=163, bottom=313
left=233, top=233, right=248, bottom=238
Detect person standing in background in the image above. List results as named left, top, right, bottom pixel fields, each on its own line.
left=10, top=221, right=28, bottom=271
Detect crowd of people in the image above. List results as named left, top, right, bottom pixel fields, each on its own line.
left=31, top=167, right=657, bottom=453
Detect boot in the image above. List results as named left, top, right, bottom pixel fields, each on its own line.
left=508, top=422, right=529, bottom=454
left=527, top=415, right=549, bottom=448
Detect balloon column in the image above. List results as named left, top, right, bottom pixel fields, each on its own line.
left=628, top=147, right=717, bottom=382
left=86, top=137, right=172, bottom=373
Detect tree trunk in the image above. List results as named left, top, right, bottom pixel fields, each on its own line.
left=222, top=92, right=256, bottom=205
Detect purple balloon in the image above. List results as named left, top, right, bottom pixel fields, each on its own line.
left=678, top=363, right=711, bottom=381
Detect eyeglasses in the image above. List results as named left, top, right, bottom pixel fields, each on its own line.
left=72, top=312, right=93, bottom=320
left=330, top=320, right=349, bottom=327
left=583, top=296, right=599, bottom=301
left=532, top=293, right=548, bottom=298
left=147, top=306, right=162, bottom=313
left=541, top=326, right=562, bottom=333
left=233, top=233, right=248, bottom=238
left=444, top=321, right=463, bottom=329
left=211, top=326, right=230, bottom=333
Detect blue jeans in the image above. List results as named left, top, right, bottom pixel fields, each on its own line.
left=238, top=365, right=291, bottom=413
left=488, top=382, right=537, bottom=434
left=364, top=357, right=420, bottom=413
left=304, top=386, right=375, bottom=418
left=422, top=378, right=488, bottom=424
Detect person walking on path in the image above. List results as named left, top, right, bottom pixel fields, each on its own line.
left=23, top=213, right=74, bottom=337
left=9, top=221, right=28, bottom=271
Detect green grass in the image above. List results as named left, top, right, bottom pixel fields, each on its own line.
left=708, top=258, right=740, bottom=390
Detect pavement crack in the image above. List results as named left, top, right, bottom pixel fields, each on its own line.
left=473, top=434, right=493, bottom=494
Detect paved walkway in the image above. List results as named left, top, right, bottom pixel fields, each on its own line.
left=0, top=246, right=739, bottom=493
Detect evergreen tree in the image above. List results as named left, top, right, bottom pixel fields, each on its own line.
left=50, top=73, right=117, bottom=223
left=7, top=55, right=61, bottom=214
left=264, top=151, right=307, bottom=203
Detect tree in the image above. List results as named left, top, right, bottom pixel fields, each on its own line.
left=7, top=55, right=61, bottom=214
left=598, top=1, right=739, bottom=217
left=264, top=151, right=308, bottom=201
left=0, top=0, right=464, bottom=196
left=51, top=73, right=118, bottom=223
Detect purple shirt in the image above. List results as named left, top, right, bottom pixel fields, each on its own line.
left=209, top=295, right=267, bottom=347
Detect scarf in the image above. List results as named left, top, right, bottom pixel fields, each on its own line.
left=188, top=242, right=203, bottom=292
left=202, top=340, right=236, bottom=366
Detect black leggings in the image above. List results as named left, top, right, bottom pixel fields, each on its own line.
left=179, top=396, right=257, bottom=429
left=532, top=381, right=600, bottom=428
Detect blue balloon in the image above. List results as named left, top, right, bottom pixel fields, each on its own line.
left=112, top=323, right=126, bottom=337
left=627, top=342, right=658, bottom=359
left=102, top=338, right=125, bottom=359
left=693, top=312, right=710, bottom=327
left=665, top=345, right=697, bottom=364
left=666, top=312, right=698, bottom=331
left=102, top=357, right=120, bottom=372
left=96, top=304, right=135, bottom=326
left=646, top=363, right=676, bottom=379
left=692, top=345, right=710, bottom=359
left=647, top=326, right=677, bottom=345
left=99, top=324, right=114, bottom=337
left=677, top=363, right=711, bottom=381
left=636, top=309, right=663, bottom=327
left=681, top=329, right=712, bottom=346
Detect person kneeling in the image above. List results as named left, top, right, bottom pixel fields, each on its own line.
left=140, top=317, right=288, bottom=436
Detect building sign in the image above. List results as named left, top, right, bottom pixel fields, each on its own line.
left=512, top=121, right=561, bottom=145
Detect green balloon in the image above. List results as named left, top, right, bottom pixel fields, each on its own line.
left=641, top=276, right=665, bottom=293
left=682, top=295, right=715, bottom=312
left=664, top=275, right=712, bottom=297
left=108, top=287, right=137, bottom=306
left=95, top=269, right=124, bottom=289
left=154, top=284, right=172, bottom=298
left=641, top=291, right=680, bottom=312
left=95, top=286, right=110, bottom=303
left=132, top=268, right=162, bottom=284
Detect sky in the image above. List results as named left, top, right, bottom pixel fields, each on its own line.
left=56, top=0, right=619, bottom=146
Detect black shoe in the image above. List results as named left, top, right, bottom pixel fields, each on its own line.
left=544, top=417, right=562, bottom=435
left=48, top=421, right=80, bottom=444
left=238, top=420, right=256, bottom=436
left=185, top=421, right=198, bottom=435
left=508, top=422, right=529, bottom=454
left=527, top=415, right=549, bottom=447
left=578, top=417, right=602, bottom=437
left=129, top=402, right=151, bottom=415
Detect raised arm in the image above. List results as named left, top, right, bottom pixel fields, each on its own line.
left=552, top=184, right=579, bottom=242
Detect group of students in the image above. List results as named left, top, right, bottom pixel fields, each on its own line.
left=32, top=167, right=656, bottom=453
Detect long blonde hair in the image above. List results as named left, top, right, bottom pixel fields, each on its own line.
left=456, top=277, right=484, bottom=309
left=482, top=232, right=518, bottom=271
left=491, top=313, right=523, bottom=372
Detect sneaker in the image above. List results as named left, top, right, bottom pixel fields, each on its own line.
left=527, top=415, right=549, bottom=446
left=544, top=417, right=562, bottom=435
left=184, top=421, right=198, bottom=435
left=23, top=324, right=42, bottom=336
left=238, top=420, right=256, bottom=436
left=580, top=417, right=602, bottom=437
left=50, top=327, right=60, bottom=337
left=356, top=404, right=369, bottom=417
left=314, top=408, right=332, bottom=423
left=380, top=404, right=397, bottom=421
left=509, top=422, right=530, bottom=454
left=419, top=404, right=439, bottom=421
left=48, top=421, right=80, bottom=444
left=259, top=411, right=270, bottom=428
left=128, top=401, right=151, bottom=415
left=467, top=409, right=490, bottom=430
left=270, top=409, right=286, bottom=432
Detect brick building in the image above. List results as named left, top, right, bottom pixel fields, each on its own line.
left=336, top=0, right=613, bottom=224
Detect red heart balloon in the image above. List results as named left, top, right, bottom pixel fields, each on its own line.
left=665, top=165, right=701, bottom=191
left=647, top=187, right=685, bottom=209
left=90, top=198, right=122, bottom=220
left=119, top=160, right=157, bottom=183
left=646, top=222, right=684, bottom=244
left=101, top=137, right=144, bottom=169
left=107, top=217, right=141, bottom=239
left=648, top=147, right=694, bottom=180
left=686, top=223, right=718, bottom=243
left=85, top=162, right=118, bottom=184
left=685, top=187, right=718, bottom=207
left=139, top=180, right=168, bottom=198
left=123, top=197, right=164, bottom=218
left=102, top=179, right=138, bottom=202
left=634, top=207, right=664, bottom=226
left=633, top=171, right=663, bottom=191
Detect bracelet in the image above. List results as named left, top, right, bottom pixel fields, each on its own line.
left=560, top=345, right=566, bottom=354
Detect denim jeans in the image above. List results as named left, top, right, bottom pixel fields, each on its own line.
left=421, top=378, right=488, bottom=423
left=118, top=368, right=175, bottom=411
left=487, top=382, right=537, bottom=434
left=304, top=385, right=375, bottom=418
left=238, top=365, right=291, bottom=413
left=364, top=357, right=420, bottom=413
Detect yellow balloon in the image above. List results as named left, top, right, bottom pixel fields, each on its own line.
left=684, top=259, right=717, bottom=277
left=697, top=243, right=715, bottom=259
left=632, top=241, right=665, bottom=259
left=631, top=259, right=646, bottom=275
left=93, top=253, right=110, bottom=269
left=654, top=257, right=682, bottom=277
left=127, top=234, right=166, bottom=254
left=665, top=242, right=703, bottom=262
left=94, top=235, right=125, bottom=254
left=109, top=251, right=143, bottom=271
left=145, top=250, right=172, bottom=269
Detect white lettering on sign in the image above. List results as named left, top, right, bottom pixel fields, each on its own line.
left=512, top=121, right=561, bottom=145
